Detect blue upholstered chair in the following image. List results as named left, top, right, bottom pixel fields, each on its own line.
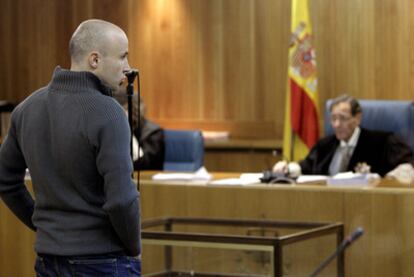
left=163, top=129, right=204, bottom=172
left=324, top=99, right=414, bottom=152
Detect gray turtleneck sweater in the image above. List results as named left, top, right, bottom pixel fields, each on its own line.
left=0, top=67, right=140, bottom=256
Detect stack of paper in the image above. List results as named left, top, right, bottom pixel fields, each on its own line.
left=327, top=172, right=380, bottom=186
left=296, top=175, right=328, bottom=184
left=209, top=173, right=263, bottom=186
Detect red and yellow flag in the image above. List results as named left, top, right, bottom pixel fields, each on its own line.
left=283, top=0, right=320, bottom=161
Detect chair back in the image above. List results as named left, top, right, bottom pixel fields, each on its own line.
left=324, top=99, right=414, bottom=152
left=163, top=129, right=204, bottom=171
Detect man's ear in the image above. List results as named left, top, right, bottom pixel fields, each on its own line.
left=355, top=112, right=362, bottom=125
left=88, top=52, right=100, bottom=69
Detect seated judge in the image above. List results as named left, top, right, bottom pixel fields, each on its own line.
left=273, top=95, right=414, bottom=177
left=114, top=89, right=165, bottom=170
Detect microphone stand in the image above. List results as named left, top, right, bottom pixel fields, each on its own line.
left=136, top=71, right=141, bottom=191
left=125, top=69, right=140, bottom=190
left=309, top=227, right=364, bottom=277
left=308, top=243, right=345, bottom=277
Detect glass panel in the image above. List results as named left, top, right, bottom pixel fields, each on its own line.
left=142, top=244, right=273, bottom=276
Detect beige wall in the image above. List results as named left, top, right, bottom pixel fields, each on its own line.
left=1, top=0, right=413, bottom=140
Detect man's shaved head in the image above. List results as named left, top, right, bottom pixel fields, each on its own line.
left=68, top=19, right=130, bottom=91
left=69, top=19, right=123, bottom=63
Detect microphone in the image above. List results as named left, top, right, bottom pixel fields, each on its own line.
left=342, top=227, right=364, bottom=247
left=125, top=69, right=139, bottom=84
left=309, top=227, right=364, bottom=277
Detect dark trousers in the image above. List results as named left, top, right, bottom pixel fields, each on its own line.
left=35, top=253, right=141, bottom=277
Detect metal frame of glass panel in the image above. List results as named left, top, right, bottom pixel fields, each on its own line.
left=142, top=217, right=344, bottom=277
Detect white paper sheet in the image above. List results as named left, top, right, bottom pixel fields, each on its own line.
left=296, top=175, right=329, bottom=184
left=327, top=172, right=380, bottom=186
left=152, top=167, right=212, bottom=181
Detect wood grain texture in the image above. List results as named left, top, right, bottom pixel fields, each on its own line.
left=0, top=0, right=129, bottom=103
left=127, top=0, right=285, bottom=139
left=2, top=176, right=414, bottom=276
left=139, top=179, right=414, bottom=276
left=1, top=0, right=412, bottom=140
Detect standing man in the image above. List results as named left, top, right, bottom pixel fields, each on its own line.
left=0, top=19, right=141, bottom=276
left=273, top=95, right=414, bottom=177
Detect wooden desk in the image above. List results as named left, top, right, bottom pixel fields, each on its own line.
left=140, top=173, right=414, bottom=277
left=1, top=174, right=414, bottom=276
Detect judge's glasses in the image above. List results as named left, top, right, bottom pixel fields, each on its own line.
left=330, top=114, right=353, bottom=123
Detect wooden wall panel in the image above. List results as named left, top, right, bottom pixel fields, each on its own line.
left=311, top=0, right=414, bottom=102
left=128, top=0, right=287, bottom=139
left=0, top=0, right=288, bottom=139
left=0, top=0, right=413, bottom=141
left=0, top=0, right=129, bottom=102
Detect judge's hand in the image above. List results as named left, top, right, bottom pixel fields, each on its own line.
left=272, top=161, right=302, bottom=178
left=272, top=161, right=288, bottom=174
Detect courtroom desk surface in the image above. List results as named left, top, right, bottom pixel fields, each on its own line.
left=1, top=173, right=414, bottom=277
left=139, top=173, right=414, bottom=277
left=138, top=170, right=414, bottom=191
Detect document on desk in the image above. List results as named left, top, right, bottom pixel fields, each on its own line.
left=296, top=175, right=328, bottom=184
left=152, top=167, right=212, bottom=181
left=209, top=173, right=263, bottom=186
left=327, top=172, right=380, bottom=187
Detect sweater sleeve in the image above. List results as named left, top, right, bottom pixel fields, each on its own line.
left=92, top=102, right=140, bottom=256
left=0, top=117, right=36, bottom=231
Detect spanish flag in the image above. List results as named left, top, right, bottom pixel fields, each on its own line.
left=283, top=0, right=320, bottom=161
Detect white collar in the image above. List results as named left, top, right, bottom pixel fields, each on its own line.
left=340, top=126, right=360, bottom=148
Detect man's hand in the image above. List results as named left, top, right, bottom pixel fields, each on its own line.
left=272, top=161, right=302, bottom=178
left=272, top=161, right=289, bottom=174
